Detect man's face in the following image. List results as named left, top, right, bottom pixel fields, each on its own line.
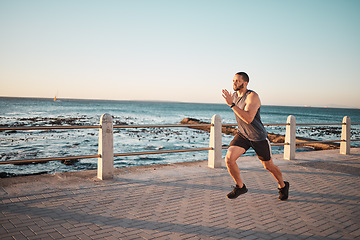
left=233, top=75, right=246, bottom=91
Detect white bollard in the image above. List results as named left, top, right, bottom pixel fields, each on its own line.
left=340, top=116, right=351, bottom=155
left=284, top=115, right=296, bottom=160
left=208, top=114, right=222, bottom=168
left=98, top=113, right=114, bottom=180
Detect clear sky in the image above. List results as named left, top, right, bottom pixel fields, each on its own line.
left=1, top=0, right=359, bottom=108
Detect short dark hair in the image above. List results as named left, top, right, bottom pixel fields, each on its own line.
left=235, top=72, right=249, bottom=82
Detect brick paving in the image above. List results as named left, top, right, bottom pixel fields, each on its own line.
left=0, top=148, right=359, bottom=240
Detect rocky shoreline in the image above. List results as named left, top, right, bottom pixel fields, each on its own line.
left=180, top=118, right=340, bottom=150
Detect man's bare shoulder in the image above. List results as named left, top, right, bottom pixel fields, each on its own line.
left=247, top=91, right=260, bottom=100
left=245, top=90, right=261, bottom=107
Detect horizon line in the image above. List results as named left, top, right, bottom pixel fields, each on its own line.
left=0, top=95, right=359, bottom=110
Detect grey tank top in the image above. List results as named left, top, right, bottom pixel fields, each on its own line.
left=232, top=90, right=268, bottom=141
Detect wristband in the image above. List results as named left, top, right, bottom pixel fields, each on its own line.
left=230, top=103, right=235, bottom=108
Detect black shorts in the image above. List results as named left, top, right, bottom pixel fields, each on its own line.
left=229, top=132, right=272, bottom=161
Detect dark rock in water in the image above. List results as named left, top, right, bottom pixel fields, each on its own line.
left=267, top=133, right=285, bottom=143
left=180, top=118, right=237, bottom=135
left=61, top=159, right=79, bottom=165
left=115, top=120, right=128, bottom=125
left=50, top=119, right=63, bottom=125
left=0, top=171, right=49, bottom=178
left=5, top=130, right=17, bottom=134
left=180, top=118, right=211, bottom=132
left=0, top=172, right=17, bottom=178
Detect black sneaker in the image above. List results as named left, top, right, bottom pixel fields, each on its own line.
left=227, top=184, right=248, bottom=199
left=278, top=181, right=290, bottom=201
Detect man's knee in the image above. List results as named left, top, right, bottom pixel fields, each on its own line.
left=225, top=147, right=245, bottom=165
left=225, top=155, right=236, bottom=166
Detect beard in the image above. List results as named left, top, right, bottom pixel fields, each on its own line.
left=233, top=83, right=244, bottom=91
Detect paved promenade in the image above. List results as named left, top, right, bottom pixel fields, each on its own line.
left=1, top=149, right=359, bottom=240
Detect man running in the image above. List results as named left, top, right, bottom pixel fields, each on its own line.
left=222, top=72, right=289, bottom=200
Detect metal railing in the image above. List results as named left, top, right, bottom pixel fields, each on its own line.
left=0, top=125, right=101, bottom=165
left=0, top=123, right=213, bottom=165
left=0, top=114, right=359, bottom=179
left=0, top=154, right=101, bottom=165
left=223, top=122, right=360, bottom=145
left=112, top=123, right=213, bottom=158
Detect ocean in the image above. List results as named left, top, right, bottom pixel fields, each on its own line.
left=1, top=97, right=359, bottom=177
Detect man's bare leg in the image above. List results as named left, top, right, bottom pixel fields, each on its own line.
left=225, top=146, right=246, bottom=187
left=261, top=158, right=290, bottom=200
left=261, top=159, right=285, bottom=188
left=225, top=146, right=249, bottom=199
